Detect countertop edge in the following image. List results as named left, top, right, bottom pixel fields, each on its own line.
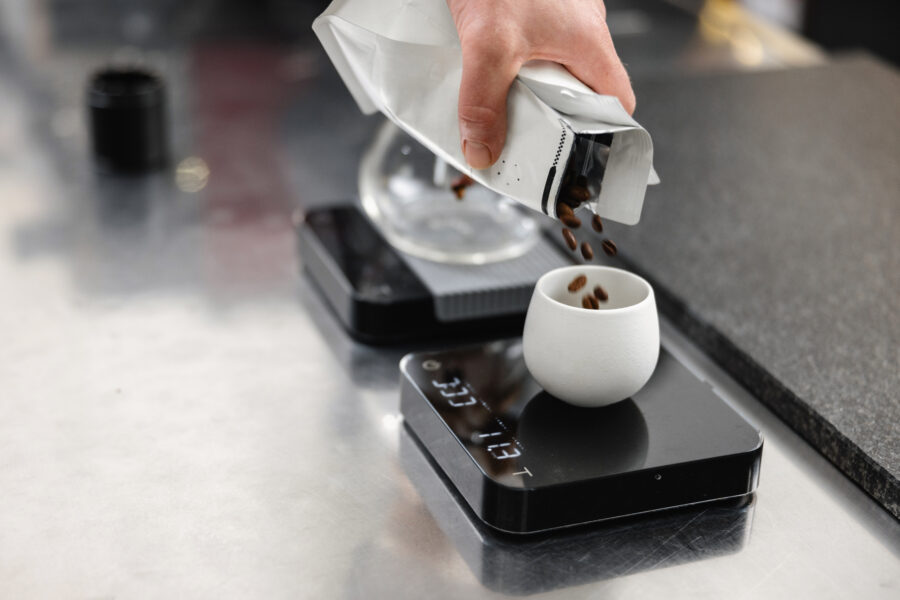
left=617, top=253, right=900, bottom=521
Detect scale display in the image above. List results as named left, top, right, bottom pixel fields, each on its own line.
left=400, top=340, right=762, bottom=533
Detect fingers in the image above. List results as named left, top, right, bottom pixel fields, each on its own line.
left=563, top=23, right=636, bottom=114
left=457, top=36, right=523, bottom=168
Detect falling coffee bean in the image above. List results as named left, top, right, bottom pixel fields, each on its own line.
left=560, top=195, right=582, bottom=209
left=450, top=174, right=474, bottom=200
left=582, top=294, right=600, bottom=310
left=593, top=284, right=608, bottom=302
left=601, top=239, right=618, bottom=256
left=562, top=214, right=582, bottom=229
left=556, top=203, right=574, bottom=220
left=562, top=228, right=577, bottom=251
left=566, top=185, right=590, bottom=203
left=580, top=241, right=593, bottom=260
left=568, top=274, right=587, bottom=292
left=591, top=215, right=603, bottom=233
left=558, top=202, right=582, bottom=227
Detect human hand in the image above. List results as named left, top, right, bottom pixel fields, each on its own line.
left=446, top=0, right=635, bottom=169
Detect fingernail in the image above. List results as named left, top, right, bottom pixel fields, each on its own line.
left=463, top=140, right=492, bottom=169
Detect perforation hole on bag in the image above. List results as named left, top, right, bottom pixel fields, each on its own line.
left=495, top=157, right=522, bottom=188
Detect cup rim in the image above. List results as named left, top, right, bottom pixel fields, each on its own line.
left=535, top=265, right=654, bottom=315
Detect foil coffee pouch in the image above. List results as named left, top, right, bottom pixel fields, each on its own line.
left=313, top=0, right=658, bottom=224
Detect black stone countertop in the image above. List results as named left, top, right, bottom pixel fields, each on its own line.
left=606, top=54, right=899, bottom=518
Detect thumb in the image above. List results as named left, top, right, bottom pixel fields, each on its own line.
left=457, top=39, right=522, bottom=169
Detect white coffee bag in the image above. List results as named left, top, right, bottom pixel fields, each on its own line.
left=313, top=0, right=658, bottom=224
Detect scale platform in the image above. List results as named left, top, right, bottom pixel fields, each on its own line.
left=400, top=339, right=763, bottom=534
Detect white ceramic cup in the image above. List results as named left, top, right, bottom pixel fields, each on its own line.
left=523, top=265, right=659, bottom=407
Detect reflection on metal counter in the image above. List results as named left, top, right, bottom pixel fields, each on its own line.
left=400, top=426, right=755, bottom=595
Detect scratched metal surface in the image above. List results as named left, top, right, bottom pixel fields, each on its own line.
left=0, top=1, right=897, bottom=598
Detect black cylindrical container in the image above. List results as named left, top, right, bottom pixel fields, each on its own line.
left=88, top=68, right=167, bottom=172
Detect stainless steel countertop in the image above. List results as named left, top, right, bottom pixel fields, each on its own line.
left=0, top=1, right=897, bottom=597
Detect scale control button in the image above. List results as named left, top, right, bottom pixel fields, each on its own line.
left=422, top=359, right=441, bottom=371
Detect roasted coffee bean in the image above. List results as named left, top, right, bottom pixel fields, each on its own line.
left=593, top=284, right=608, bottom=302
left=450, top=174, right=474, bottom=199
left=568, top=274, right=587, bottom=292
left=556, top=203, right=574, bottom=220
left=562, top=214, right=582, bottom=228
left=562, top=228, right=577, bottom=251
left=557, top=203, right=581, bottom=227
left=580, top=241, right=593, bottom=260
left=591, top=215, right=603, bottom=233
left=560, top=195, right=582, bottom=209
left=601, top=239, right=618, bottom=256
left=582, top=294, right=600, bottom=309
left=566, top=185, right=590, bottom=203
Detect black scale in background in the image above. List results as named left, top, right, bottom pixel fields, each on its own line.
left=296, top=203, right=551, bottom=344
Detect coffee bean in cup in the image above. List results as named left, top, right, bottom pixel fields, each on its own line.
left=568, top=275, right=610, bottom=308
left=568, top=274, right=587, bottom=292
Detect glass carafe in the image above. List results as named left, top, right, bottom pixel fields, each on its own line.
left=359, top=120, right=539, bottom=264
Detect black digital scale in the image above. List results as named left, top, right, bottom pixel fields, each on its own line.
left=400, top=339, right=762, bottom=533
left=296, top=204, right=568, bottom=344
